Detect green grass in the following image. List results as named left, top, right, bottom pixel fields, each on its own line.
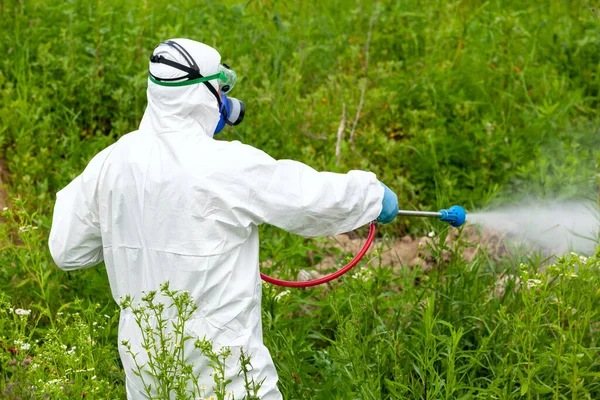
left=1, top=0, right=600, bottom=398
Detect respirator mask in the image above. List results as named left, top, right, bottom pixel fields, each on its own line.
left=148, top=40, right=245, bottom=134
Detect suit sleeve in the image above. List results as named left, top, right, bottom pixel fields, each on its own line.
left=221, top=142, right=384, bottom=237
left=48, top=145, right=114, bottom=270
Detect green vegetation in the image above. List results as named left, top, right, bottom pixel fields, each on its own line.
left=119, top=283, right=262, bottom=399
left=1, top=0, right=599, bottom=398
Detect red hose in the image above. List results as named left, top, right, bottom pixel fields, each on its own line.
left=260, top=223, right=377, bottom=288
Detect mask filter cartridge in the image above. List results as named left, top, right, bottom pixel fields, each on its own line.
left=214, top=92, right=245, bottom=134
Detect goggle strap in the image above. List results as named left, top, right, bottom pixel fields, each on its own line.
left=163, top=40, right=198, bottom=71
left=150, top=55, right=201, bottom=79
left=149, top=75, right=222, bottom=108
left=148, top=71, right=177, bottom=82
left=148, top=73, right=223, bottom=86
left=204, top=80, right=222, bottom=109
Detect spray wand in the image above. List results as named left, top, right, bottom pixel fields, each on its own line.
left=260, top=205, right=466, bottom=287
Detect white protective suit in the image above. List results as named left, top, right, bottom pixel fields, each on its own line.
left=49, top=38, right=384, bottom=399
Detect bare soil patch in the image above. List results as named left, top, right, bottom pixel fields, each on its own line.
left=297, top=224, right=512, bottom=281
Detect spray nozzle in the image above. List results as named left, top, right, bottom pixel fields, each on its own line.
left=396, top=205, right=467, bottom=227
left=438, top=205, right=466, bottom=227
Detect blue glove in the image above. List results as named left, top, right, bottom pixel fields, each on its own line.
left=378, top=182, right=398, bottom=224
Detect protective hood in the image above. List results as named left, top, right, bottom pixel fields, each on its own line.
left=139, top=38, right=222, bottom=137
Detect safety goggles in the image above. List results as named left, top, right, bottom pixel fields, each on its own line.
left=149, top=41, right=237, bottom=94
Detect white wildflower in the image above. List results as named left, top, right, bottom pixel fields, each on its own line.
left=518, top=263, right=529, bottom=272
left=427, top=231, right=435, bottom=238
left=274, top=290, right=291, bottom=301
left=526, top=279, right=543, bottom=288
left=15, top=308, right=31, bottom=316
left=74, top=367, right=95, bottom=373
left=351, top=267, right=373, bottom=282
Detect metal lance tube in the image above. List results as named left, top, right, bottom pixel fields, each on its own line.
left=397, top=210, right=443, bottom=218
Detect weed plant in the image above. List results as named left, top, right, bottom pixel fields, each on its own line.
left=119, top=282, right=262, bottom=400
left=0, top=0, right=600, bottom=398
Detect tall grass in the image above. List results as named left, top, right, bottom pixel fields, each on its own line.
left=1, top=0, right=599, bottom=398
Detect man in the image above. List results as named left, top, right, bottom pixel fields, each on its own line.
left=49, top=38, right=398, bottom=399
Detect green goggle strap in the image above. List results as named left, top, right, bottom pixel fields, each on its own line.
left=148, top=71, right=227, bottom=87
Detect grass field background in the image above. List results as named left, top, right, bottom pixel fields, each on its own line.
left=1, top=0, right=600, bottom=398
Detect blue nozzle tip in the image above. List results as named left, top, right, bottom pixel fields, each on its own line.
left=438, top=205, right=466, bottom=227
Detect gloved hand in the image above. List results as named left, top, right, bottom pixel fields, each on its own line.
left=377, top=181, right=398, bottom=224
